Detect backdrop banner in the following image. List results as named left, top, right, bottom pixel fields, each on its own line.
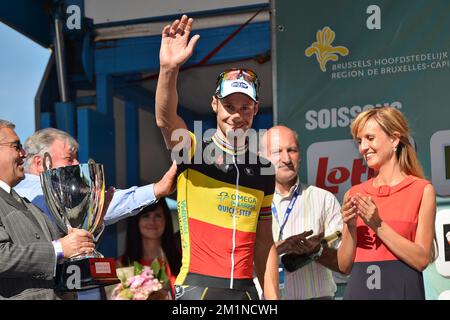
left=274, top=0, right=450, bottom=300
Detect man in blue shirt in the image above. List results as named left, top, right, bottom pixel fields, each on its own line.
left=15, top=127, right=177, bottom=299
left=16, top=128, right=176, bottom=225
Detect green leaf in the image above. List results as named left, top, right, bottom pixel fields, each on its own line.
left=134, top=261, right=143, bottom=275
left=159, top=265, right=168, bottom=284
left=150, top=258, right=169, bottom=284
left=150, top=259, right=161, bottom=276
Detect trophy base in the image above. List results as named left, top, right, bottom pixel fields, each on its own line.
left=70, top=249, right=104, bottom=260
left=55, top=257, right=120, bottom=292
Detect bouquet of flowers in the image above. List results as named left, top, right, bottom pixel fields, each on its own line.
left=110, top=259, right=170, bottom=300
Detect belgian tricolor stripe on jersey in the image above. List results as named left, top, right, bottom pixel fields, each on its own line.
left=175, top=131, right=275, bottom=285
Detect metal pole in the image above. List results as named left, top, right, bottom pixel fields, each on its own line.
left=54, top=17, right=69, bottom=102
left=270, top=0, right=278, bottom=125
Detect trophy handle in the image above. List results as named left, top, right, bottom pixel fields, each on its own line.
left=89, top=184, right=113, bottom=239
left=43, top=152, right=53, bottom=171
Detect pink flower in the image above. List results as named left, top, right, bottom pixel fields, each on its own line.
left=128, top=275, right=146, bottom=289
left=110, top=261, right=168, bottom=300
left=142, top=266, right=153, bottom=277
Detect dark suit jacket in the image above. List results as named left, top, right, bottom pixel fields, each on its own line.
left=0, top=187, right=74, bottom=299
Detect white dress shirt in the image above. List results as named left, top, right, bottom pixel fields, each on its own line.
left=0, top=179, right=11, bottom=194
left=272, top=178, right=343, bottom=299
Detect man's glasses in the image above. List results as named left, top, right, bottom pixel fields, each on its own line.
left=0, top=141, right=24, bottom=152
left=216, top=68, right=260, bottom=92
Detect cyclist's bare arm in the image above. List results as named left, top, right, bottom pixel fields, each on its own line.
left=155, top=15, right=200, bottom=150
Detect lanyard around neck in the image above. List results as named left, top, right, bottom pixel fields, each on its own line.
left=272, top=185, right=300, bottom=241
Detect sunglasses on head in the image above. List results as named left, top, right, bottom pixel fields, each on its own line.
left=215, top=68, right=260, bottom=92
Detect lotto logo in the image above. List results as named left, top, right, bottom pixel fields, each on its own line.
left=315, top=157, right=375, bottom=194
left=430, top=130, right=450, bottom=196
left=307, top=140, right=374, bottom=201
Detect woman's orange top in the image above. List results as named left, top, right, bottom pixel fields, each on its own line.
left=348, top=175, right=430, bottom=262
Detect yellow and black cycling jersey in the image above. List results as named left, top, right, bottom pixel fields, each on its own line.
left=175, top=131, right=275, bottom=287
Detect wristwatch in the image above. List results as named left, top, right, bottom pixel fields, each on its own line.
left=309, top=243, right=324, bottom=261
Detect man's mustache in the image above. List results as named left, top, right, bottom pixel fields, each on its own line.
left=277, top=162, right=295, bottom=170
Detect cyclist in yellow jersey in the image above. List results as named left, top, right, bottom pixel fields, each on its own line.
left=155, top=15, right=278, bottom=300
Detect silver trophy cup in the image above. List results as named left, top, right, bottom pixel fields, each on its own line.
left=40, top=154, right=119, bottom=291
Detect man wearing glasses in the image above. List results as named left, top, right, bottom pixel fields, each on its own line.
left=14, top=127, right=178, bottom=299
left=155, top=15, right=278, bottom=300
left=16, top=128, right=177, bottom=227
left=0, top=119, right=94, bottom=299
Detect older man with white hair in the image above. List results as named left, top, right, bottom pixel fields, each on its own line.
left=16, top=128, right=176, bottom=225
left=15, top=127, right=177, bottom=299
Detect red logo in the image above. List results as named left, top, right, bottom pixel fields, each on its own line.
left=316, top=157, right=375, bottom=194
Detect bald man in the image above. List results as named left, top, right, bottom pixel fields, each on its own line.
left=262, top=125, right=343, bottom=300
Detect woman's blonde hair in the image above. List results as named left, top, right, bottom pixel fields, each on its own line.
left=350, top=107, right=424, bottom=178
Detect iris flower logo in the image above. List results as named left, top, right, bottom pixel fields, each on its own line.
left=305, top=26, right=349, bottom=72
